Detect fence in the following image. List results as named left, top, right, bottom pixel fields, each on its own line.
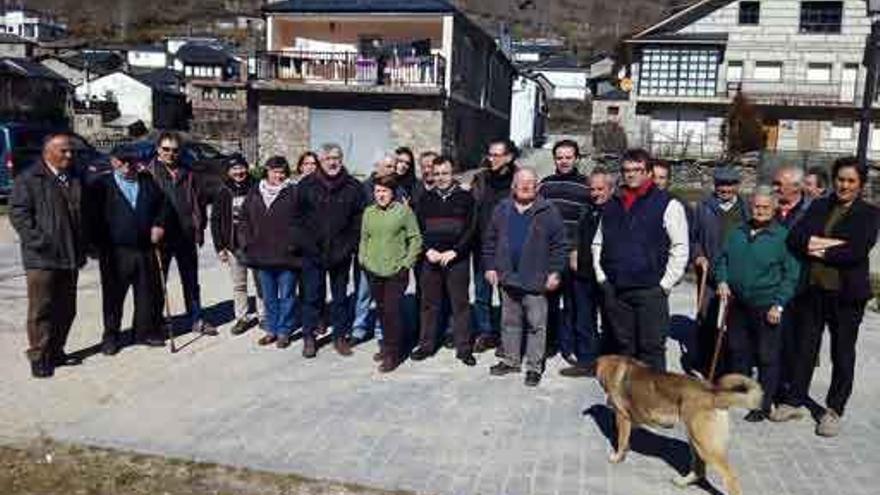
left=256, top=51, right=446, bottom=88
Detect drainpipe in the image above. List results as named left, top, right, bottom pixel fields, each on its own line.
left=857, top=8, right=880, bottom=168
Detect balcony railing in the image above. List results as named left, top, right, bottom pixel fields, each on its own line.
left=256, top=51, right=446, bottom=88
left=726, top=80, right=857, bottom=105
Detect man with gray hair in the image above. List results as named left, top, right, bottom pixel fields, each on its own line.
left=715, top=185, right=800, bottom=422
left=772, top=164, right=811, bottom=228
left=294, top=143, right=366, bottom=358
left=483, top=167, right=566, bottom=387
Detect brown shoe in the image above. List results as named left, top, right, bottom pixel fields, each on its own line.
left=334, top=337, right=353, bottom=357
left=302, top=336, right=317, bottom=358
left=276, top=334, right=292, bottom=349
left=473, top=334, right=497, bottom=354
left=379, top=356, right=401, bottom=373
left=258, top=334, right=277, bottom=346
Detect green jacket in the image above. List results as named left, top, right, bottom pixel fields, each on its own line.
left=359, top=202, right=423, bottom=277
left=714, top=221, right=800, bottom=308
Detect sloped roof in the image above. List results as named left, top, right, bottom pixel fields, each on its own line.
left=630, top=0, right=735, bottom=39
left=0, top=32, right=33, bottom=45
left=0, top=57, right=67, bottom=82
left=133, top=68, right=183, bottom=93
left=531, top=53, right=586, bottom=71
left=176, top=43, right=233, bottom=65
left=54, top=50, right=125, bottom=76
left=263, top=0, right=457, bottom=14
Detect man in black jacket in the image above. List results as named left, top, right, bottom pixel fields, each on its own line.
left=10, top=133, right=88, bottom=378
left=147, top=132, right=217, bottom=337
left=211, top=156, right=263, bottom=335
left=93, top=147, right=168, bottom=355
left=295, top=143, right=366, bottom=358
left=411, top=156, right=477, bottom=366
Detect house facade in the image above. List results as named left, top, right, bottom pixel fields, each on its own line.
left=613, top=0, right=880, bottom=159
left=0, top=8, right=66, bottom=42
left=0, top=57, right=70, bottom=124
left=254, top=0, right=515, bottom=173
left=74, top=71, right=188, bottom=132
left=510, top=71, right=551, bottom=148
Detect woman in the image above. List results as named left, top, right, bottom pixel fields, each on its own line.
left=359, top=174, right=422, bottom=372
left=394, top=146, right=417, bottom=200
left=773, top=157, right=879, bottom=437
left=240, top=156, right=301, bottom=349
left=715, top=186, right=800, bottom=422
left=295, top=151, right=319, bottom=180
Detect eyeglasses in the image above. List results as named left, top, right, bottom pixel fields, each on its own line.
left=160, top=147, right=180, bottom=153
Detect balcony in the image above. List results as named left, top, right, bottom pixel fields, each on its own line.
left=253, top=51, right=446, bottom=95
left=726, top=80, right=857, bottom=107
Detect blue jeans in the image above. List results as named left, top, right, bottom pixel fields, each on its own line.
left=302, top=256, right=351, bottom=339
left=568, top=278, right=599, bottom=364
left=259, top=268, right=298, bottom=336
left=472, top=255, right=495, bottom=336
left=352, top=266, right=382, bottom=341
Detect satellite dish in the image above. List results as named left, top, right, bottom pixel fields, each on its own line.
left=619, top=77, right=634, bottom=92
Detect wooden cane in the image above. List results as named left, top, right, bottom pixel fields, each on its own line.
left=696, top=265, right=708, bottom=321
left=707, top=295, right=729, bottom=382
left=154, top=248, right=176, bottom=353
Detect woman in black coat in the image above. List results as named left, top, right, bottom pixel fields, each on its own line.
left=773, top=157, right=879, bottom=437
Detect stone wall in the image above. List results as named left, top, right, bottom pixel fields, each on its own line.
left=257, top=104, right=309, bottom=166
left=390, top=109, right=443, bottom=156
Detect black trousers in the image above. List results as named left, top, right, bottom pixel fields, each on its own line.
left=603, top=285, right=669, bottom=371
left=159, top=241, right=202, bottom=324
left=784, top=287, right=867, bottom=416
left=25, top=269, right=78, bottom=363
left=418, top=260, right=471, bottom=354
left=369, top=270, right=409, bottom=360
left=100, top=246, right=162, bottom=339
left=726, top=301, right=782, bottom=412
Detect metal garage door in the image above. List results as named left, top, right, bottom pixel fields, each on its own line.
left=309, top=109, right=391, bottom=177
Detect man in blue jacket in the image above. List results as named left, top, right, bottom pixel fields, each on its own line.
left=483, top=168, right=566, bottom=387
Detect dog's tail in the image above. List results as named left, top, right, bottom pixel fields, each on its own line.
left=712, top=374, right=763, bottom=410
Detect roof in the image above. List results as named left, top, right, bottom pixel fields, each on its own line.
left=0, top=32, right=33, bottom=45
left=53, top=50, right=125, bottom=75
left=132, top=68, right=183, bottom=93
left=531, top=53, right=586, bottom=71
left=176, top=43, right=233, bottom=65
left=628, top=32, right=729, bottom=44
left=263, top=0, right=457, bottom=14
left=630, top=0, right=735, bottom=39
left=0, top=57, right=67, bottom=82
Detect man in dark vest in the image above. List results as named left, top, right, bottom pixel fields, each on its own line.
left=592, top=148, right=689, bottom=371
left=10, top=133, right=88, bottom=378
left=147, top=131, right=217, bottom=337
left=93, top=147, right=169, bottom=355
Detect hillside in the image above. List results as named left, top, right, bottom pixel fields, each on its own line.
left=24, top=0, right=683, bottom=53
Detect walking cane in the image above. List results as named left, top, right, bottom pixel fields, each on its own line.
left=154, top=248, right=176, bottom=353
left=707, top=295, right=729, bottom=382
left=696, top=265, right=708, bottom=321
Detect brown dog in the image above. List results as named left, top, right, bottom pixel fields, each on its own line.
left=595, top=355, right=762, bottom=495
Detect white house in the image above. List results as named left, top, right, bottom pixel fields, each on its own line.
left=531, top=54, right=588, bottom=101
left=74, top=71, right=188, bottom=130
left=618, top=0, right=880, bottom=159
left=127, top=46, right=168, bottom=69
left=510, top=72, right=553, bottom=148
left=0, top=8, right=66, bottom=41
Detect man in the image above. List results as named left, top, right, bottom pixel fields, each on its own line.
left=147, top=132, right=216, bottom=337
left=538, top=139, right=590, bottom=360
left=10, top=133, right=88, bottom=378
left=650, top=158, right=672, bottom=191
left=592, top=149, right=689, bottom=371
left=691, top=165, right=749, bottom=375
left=412, top=156, right=477, bottom=366
left=804, top=166, right=830, bottom=200
left=296, top=143, right=365, bottom=358
left=211, top=156, right=263, bottom=335
left=410, top=150, right=439, bottom=209
left=471, top=138, right=519, bottom=353
left=559, top=167, right=614, bottom=377
left=93, top=147, right=168, bottom=355
left=484, top=168, right=566, bottom=387
left=715, top=187, right=800, bottom=422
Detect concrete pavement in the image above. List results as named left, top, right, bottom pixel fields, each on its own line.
left=0, top=228, right=879, bottom=495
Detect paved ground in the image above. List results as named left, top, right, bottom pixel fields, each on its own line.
left=0, top=221, right=879, bottom=495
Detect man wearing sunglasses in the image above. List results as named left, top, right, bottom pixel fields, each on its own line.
left=147, top=132, right=217, bottom=337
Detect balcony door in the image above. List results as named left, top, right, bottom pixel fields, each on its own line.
left=841, top=64, right=858, bottom=104
left=309, top=109, right=391, bottom=176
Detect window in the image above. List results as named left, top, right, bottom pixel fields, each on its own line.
left=830, top=120, right=853, bottom=140
left=800, top=2, right=843, bottom=34
left=807, top=62, right=832, bottom=82
left=218, top=88, right=236, bottom=100
left=754, top=61, right=782, bottom=81
left=739, top=2, right=760, bottom=25
left=638, top=47, right=720, bottom=97
left=201, top=87, right=214, bottom=99
left=727, top=61, right=743, bottom=81
left=607, top=106, right=620, bottom=116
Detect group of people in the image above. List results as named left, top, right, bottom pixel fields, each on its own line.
left=11, top=131, right=878, bottom=437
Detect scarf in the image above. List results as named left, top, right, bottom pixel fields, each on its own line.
left=317, top=166, right=348, bottom=191
left=259, top=179, right=289, bottom=209
left=621, top=181, right=654, bottom=211
left=225, top=176, right=253, bottom=197
left=718, top=196, right=738, bottom=212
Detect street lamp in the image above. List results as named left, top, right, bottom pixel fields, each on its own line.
left=857, top=2, right=880, bottom=167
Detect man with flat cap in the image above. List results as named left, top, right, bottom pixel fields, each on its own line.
left=691, top=165, right=750, bottom=375
left=92, top=146, right=170, bottom=355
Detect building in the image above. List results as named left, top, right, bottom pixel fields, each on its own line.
left=254, top=0, right=515, bottom=172
left=0, top=8, right=66, bottom=42
left=511, top=39, right=589, bottom=101
left=510, top=71, right=552, bottom=149
left=617, top=0, right=880, bottom=159
left=0, top=32, right=32, bottom=57
left=40, top=50, right=126, bottom=86
left=0, top=57, right=69, bottom=124
left=174, top=42, right=241, bottom=81
left=127, top=45, right=168, bottom=70
left=187, top=79, right=254, bottom=155
left=74, top=71, right=188, bottom=132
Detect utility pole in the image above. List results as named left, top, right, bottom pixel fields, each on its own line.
left=857, top=2, right=880, bottom=168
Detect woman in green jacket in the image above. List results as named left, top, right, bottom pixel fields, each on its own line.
left=715, top=185, right=800, bottom=422
left=359, top=174, right=422, bottom=372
